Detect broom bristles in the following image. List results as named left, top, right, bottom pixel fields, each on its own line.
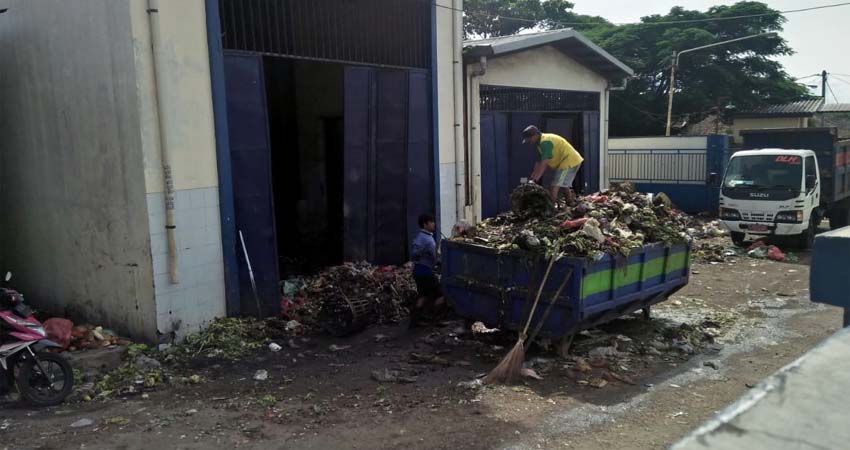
left=483, top=338, right=526, bottom=385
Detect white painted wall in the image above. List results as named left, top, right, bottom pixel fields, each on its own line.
left=129, top=0, right=225, bottom=340
left=435, top=0, right=464, bottom=238
left=609, top=136, right=710, bottom=150
left=465, top=45, right=611, bottom=220
left=474, top=45, right=608, bottom=92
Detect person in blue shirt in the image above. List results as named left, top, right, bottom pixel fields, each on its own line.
left=409, top=214, right=445, bottom=328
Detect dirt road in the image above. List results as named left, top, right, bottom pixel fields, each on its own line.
left=0, top=250, right=840, bottom=450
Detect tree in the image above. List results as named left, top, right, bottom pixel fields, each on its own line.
left=463, top=1, right=810, bottom=136
left=463, top=0, right=610, bottom=38
left=463, top=0, right=547, bottom=38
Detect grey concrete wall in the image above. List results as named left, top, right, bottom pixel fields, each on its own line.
left=0, top=0, right=157, bottom=340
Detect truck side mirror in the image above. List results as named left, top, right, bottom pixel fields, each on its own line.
left=708, top=172, right=718, bottom=185
left=807, top=174, right=817, bottom=190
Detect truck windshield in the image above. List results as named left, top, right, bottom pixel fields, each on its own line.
left=723, top=154, right=803, bottom=190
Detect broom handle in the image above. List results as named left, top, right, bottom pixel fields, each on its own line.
left=521, top=252, right=558, bottom=338
left=527, top=267, right=573, bottom=345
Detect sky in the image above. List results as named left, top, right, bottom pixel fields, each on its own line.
left=570, top=0, right=850, bottom=103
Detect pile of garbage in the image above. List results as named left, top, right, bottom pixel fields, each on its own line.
left=453, top=183, right=691, bottom=258
left=746, top=241, right=794, bottom=263
left=694, top=239, right=797, bottom=264
left=170, top=317, right=272, bottom=361
left=687, top=219, right=728, bottom=240
left=69, top=324, right=131, bottom=351
left=281, top=262, right=417, bottom=336
left=39, top=318, right=131, bottom=352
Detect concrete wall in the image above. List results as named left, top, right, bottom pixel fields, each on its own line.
left=673, top=326, right=850, bottom=450
left=435, top=0, right=463, bottom=238
left=0, top=0, right=157, bottom=340
left=465, top=45, right=610, bottom=219
left=474, top=45, right=608, bottom=93
left=129, top=0, right=225, bottom=340
left=732, top=117, right=808, bottom=144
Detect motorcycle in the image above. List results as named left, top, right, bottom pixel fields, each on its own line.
left=0, top=272, right=73, bottom=406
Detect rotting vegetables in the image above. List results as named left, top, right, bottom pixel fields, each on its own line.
left=281, top=262, right=418, bottom=335
left=453, top=183, right=691, bottom=259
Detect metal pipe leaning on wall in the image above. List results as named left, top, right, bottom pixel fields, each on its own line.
left=452, top=0, right=466, bottom=223
left=147, top=0, right=179, bottom=284
left=469, top=56, right=487, bottom=223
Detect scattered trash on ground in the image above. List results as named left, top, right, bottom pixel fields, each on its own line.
left=471, top=322, right=499, bottom=334
left=371, top=368, right=417, bottom=384
left=328, top=344, right=351, bottom=353
left=520, top=367, right=543, bottom=380
left=704, top=360, right=721, bottom=370
left=70, top=418, right=94, bottom=428
left=253, top=370, right=269, bottom=381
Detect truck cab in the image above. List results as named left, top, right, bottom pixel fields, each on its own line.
left=719, top=149, right=820, bottom=248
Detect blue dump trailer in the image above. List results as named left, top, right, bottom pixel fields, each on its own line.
left=441, top=239, right=692, bottom=355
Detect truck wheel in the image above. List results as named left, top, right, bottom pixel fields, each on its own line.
left=730, top=232, right=746, bottom=247
left=796, top=219, right=815, bottom=250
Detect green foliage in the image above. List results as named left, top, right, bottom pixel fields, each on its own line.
left=176, top=317, right=269, bottom=361
left=258, top=394, right=278, bottom=408
left=127, top=343, right=150, bottom=359
left=463, top=1, right=811, bottom=136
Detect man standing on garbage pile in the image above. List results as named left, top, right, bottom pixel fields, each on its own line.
left=409, top=213, right=446, bottom=328
left=524, top=125, right=584, bottom=204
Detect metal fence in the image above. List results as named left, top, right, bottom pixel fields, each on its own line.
left=606, top=135, right=729, bottom=214
left=218, top=0, right=432, bottom=69
left=608, top=149, right=707, bottom=184
left=480, top=85, right=599, bottom=112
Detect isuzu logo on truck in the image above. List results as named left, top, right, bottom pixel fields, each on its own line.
left=749, top=192, right=770, bottom=198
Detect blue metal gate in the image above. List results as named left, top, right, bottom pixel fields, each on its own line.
left=223, top=53, right=280, bottom=316
left=343, top=66, right=434, bottom=264
left=480, top=111, right=597, bottom=219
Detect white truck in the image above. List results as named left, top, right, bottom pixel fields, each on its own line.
left=719, top=128, right=850, bottom=249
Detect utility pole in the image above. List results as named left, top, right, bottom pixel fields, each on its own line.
left=665, top=32, right=777, bottom=137
left=665, top=51, right=677, bottom=137
left=821, top=70, right=828, bottom=126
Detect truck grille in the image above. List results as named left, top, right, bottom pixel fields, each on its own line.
left=741, top=212, right=774, bottom=222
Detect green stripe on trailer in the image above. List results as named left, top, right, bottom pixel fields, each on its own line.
left=580, top=251, right=688, bottom=299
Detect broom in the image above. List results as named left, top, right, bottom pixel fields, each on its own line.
left=484, top=251, right=560, bottom=385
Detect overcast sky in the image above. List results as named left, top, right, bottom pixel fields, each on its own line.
left=571, top=0, right=850, bottom=103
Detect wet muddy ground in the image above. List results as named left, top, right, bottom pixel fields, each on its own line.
left=0, top=242, right=841, bottom=450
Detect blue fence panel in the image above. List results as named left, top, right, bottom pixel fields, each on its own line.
left=608, top=135, right=728, bottom=214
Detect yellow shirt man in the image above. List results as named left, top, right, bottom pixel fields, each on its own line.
left=524, top=125, right=584, bottom=203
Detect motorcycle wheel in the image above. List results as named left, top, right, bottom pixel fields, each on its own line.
left=16, top=352, right=74, bottom=407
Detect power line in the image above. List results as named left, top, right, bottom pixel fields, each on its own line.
left=829, top=74, right=850, bottom=86
left=827, top=81, right=840, bottom=103
left=611, top=95, right=718, bottom=123
left=437, top=1, right=850, bottom=28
